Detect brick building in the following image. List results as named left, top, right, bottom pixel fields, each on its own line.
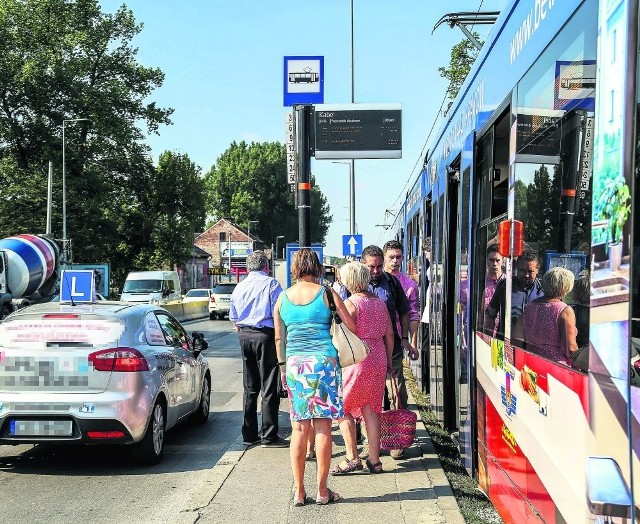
left=195, top=218, right=267, bottom=282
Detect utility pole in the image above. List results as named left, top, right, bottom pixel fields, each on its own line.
left=296, top=105, right=312, bottom=247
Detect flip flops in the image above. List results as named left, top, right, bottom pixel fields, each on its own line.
left=316, top=488, right=341, bottom=505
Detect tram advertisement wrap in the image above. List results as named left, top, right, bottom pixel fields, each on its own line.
left=476, top=333, right=590, bottom=522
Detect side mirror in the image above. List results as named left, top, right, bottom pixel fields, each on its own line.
left=192, top=332, right=208, bottom=355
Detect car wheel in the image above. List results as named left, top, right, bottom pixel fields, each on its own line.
left=132, top=400, right=165, bottom=465
left=209, top=312, right=215, bottom=320
left=191, top=375, right=211, bottom=424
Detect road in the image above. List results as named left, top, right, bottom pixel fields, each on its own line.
left=0, top=317, right=244, bottom=524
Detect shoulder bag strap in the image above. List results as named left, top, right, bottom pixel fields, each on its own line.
left=324, top=286, right=342, bottom=324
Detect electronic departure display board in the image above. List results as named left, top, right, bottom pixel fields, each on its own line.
left=313, top=103, right=402, bottom=159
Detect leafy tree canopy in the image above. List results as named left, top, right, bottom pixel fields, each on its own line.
left=0, top=0, right=193, bottom=291
left=438, top=34, right=483, bottom=108
left=204, top=141, right=332, bottom=247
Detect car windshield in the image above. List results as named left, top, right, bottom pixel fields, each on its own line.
left=214, top=284, right=236, bottom=294
left=186, top=290, right=209, bottom=297
left=123, top=279, right=162, bottom=293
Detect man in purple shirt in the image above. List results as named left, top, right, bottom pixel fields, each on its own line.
left=383, top=240, right=421, bottom=349
left=229, top=251, right=287, bottom=448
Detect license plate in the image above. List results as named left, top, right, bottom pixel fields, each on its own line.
left=219, top=297, right=230, bottom=302
left=10, top=419, right=73, bottom=437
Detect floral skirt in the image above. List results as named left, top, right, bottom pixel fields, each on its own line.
left=285, top=355, right=343, bottom=421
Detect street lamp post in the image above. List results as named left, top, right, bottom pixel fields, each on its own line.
left=332, top=161, right=355, bottom=234
left=247, top=220, right=258, bottom=250
left=275, top=235, right=285, bottom=260
left=62, top=117, right=90, bottom=267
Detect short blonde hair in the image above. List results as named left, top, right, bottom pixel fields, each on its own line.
left=541, top=266, right=574, bottom=299
left=340, top=262, right=370, bottom=294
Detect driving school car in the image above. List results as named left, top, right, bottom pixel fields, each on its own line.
left=0, top=302, right=210, bottom=465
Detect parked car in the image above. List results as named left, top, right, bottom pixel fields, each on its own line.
left=209, top=282, right=237, bottom=320
left=182, top=288, right=213, bottom=303
left=0, top=301, right=211, bottom=465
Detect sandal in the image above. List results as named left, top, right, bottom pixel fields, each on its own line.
left=316, top=488, right=341, bottom=505
left=306, top=450, right=316, bottom=461
left=293, top=491, right=307, bottom=507
left=330, top=458, right=363, bottom=475
left=366, top=458, right=384, bottom=474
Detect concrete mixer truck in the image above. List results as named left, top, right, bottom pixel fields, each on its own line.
left=0, top=234, right=60, bottom=319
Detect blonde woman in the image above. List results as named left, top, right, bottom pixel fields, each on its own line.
left=522, top=266, right=578, bottom=366
left=330, top=262, right=394, bottom=475
left=274, top=249, right=356, bottom=506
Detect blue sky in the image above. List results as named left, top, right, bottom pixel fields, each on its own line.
left=100, top=0, right=505, bottom=257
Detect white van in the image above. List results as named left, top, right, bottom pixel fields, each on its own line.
left=120, top=270, right=182, bottom=305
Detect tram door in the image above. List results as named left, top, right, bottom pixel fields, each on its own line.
left=456, top=141, right=474, bottom=473
left=429, top=164, right=461, bottom=431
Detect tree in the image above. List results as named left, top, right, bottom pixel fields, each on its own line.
left=147, top=151, right=206, bottom=269
left=204, top=141, right=332, bottom=246
left=0, top=0, right=172, bottom=282
left=438, top=34, right=483, bottom=109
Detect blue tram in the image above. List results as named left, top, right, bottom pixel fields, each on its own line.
left=396, top=0, right=640, bottom=521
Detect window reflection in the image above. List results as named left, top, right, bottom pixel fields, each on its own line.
left=510, top=0, right=595, bottom=372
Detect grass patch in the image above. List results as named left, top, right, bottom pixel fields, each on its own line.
left=405, top=365, right=503, bottom=524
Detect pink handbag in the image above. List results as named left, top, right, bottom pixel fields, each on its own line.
left=379, top=374, right=417, bottom=450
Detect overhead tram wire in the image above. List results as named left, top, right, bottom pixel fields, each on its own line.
left=386, top=0, right=489, bottom=221
left=386, top=84, right=451, bottom=216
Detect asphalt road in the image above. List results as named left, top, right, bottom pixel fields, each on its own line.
left=0, top=317, right=244, bottom=524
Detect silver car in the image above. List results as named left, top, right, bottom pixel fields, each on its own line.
left=209, top=282, right=237, bottom=320
left=0, top=302, right=211, bottom=465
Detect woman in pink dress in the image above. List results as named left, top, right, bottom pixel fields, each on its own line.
left=522, top=266, right=578, bottom=366
left=330, top=262, right=393, bottom=475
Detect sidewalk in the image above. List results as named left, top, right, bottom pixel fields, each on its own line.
left=196, top=392, right=465, bottom=524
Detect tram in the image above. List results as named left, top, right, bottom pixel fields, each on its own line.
left=396, top=0, right=639, bottom=521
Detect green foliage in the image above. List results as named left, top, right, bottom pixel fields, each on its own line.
left=594, top=174, right=630, bottom=245
left=148, top=151, right=206, bottom=268
left=0, top=0, right=175, bottom=290
left=204, top=141, right=332, bottom=246
left=438, top=35, right=483, bottom=106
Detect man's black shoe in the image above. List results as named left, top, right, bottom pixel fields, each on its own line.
left=261, top=437, right=290, bottom=448
left=243, top=439, right=261, bottom=447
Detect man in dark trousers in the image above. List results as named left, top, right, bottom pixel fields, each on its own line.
left=229, top=251, right=288, bottom=448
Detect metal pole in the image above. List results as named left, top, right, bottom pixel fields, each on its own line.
left=46, top=161, right=53, bottom=235
left=350, top=0, right=356, bottom=236
left=62, top=122, right=67, bottom=266
left=275, top=236, right=284, bottom=260
left=296, top=105, right=312, bottom=247
left=61, top=117, right=90, bottom=267
left=228, top=231, right=232, bottom=282
left=247, top=220, right=258, bottom=251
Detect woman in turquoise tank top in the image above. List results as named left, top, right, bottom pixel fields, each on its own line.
left=274, top=249, right=356, bottom=506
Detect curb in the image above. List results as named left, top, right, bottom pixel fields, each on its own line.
left=409, top=391, right=466, bottom=524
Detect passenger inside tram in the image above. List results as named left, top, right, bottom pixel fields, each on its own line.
left=522, top=266, right=579, bottom=367
left=484, top=251, right=544, bottom=341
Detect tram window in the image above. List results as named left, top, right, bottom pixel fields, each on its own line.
left=476, top=110, right=510, bottom=223
left=512, top=0, right=596, bottom=370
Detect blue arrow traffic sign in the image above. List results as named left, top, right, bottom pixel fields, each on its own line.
left=342, top=235, right=363, bottom=257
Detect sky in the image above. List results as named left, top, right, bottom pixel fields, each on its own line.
left=99, top=0, right=505, bottom=258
